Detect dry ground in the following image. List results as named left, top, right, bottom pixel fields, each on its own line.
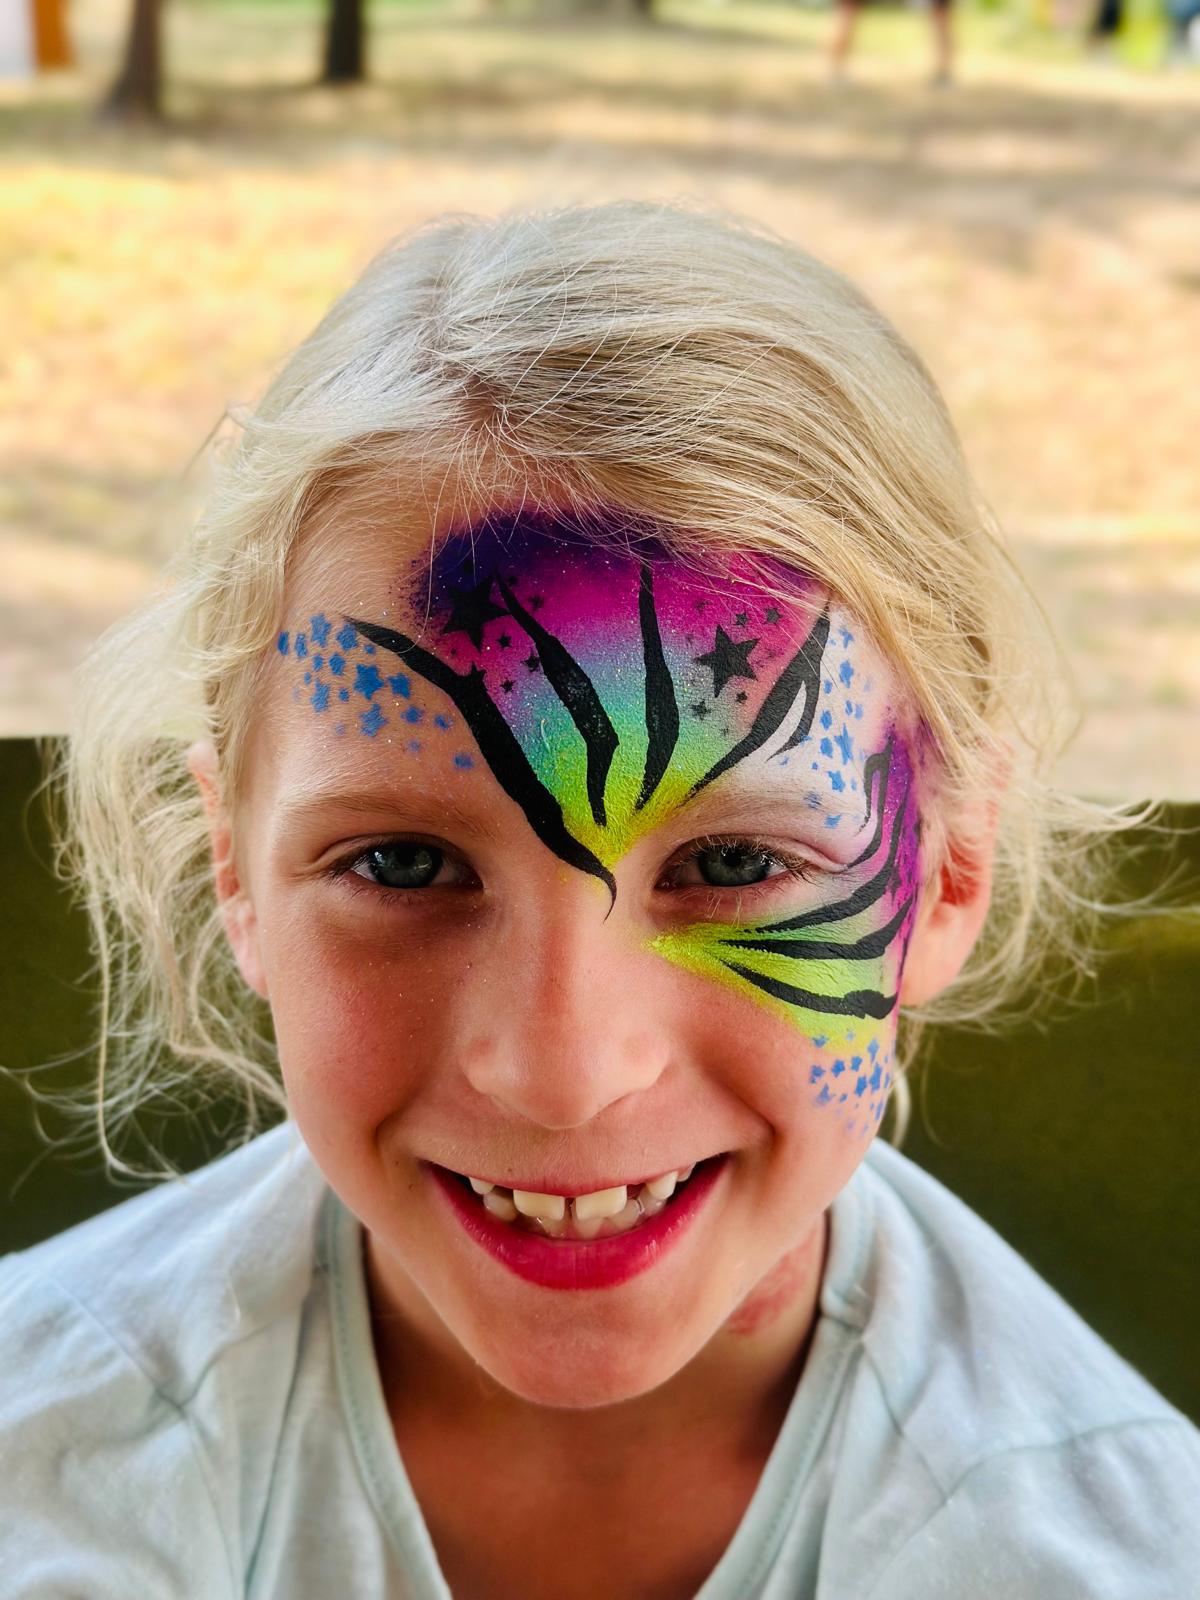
left=2, top=0, right=1198, bottom=796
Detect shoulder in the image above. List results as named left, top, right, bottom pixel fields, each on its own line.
left=855, top=1136, right=1190, bottom=1456
left=2, top=1118, right=324, bottom=1403
left=2, top=1120, right=326, bottom=1408
left=830, top=1139, right=1200, bottom=1595
left=861, top=1416, right=1200, bottom=1598
left=0, top=1121, right=329, bottom=1594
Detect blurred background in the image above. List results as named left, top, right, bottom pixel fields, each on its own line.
left=2, top=0, right=1199, bottom=796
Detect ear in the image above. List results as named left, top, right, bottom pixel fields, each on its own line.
left=898, top=746, right=1011, bottom=1008
left=187, top=739, right=269, bottom=1002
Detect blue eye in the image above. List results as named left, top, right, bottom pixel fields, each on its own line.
left=357, top=843, right=443, bottom=889
left=695, top=844, right=773, bottom=887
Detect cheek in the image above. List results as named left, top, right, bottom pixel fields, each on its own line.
left=649, top=925, right=902, bottom=1145
left=800, top=1028, right=897, bottom=1143
left=737, top=1022, right=899, bottom=1164
left=260, top=906, right=461, bottom=1130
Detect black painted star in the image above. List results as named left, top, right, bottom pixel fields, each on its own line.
left=735, top=690, right=748, bottom=703
left=523, top=652, right=541, bottom=673
left=764, top=606, right=781, bottom=625
left=733, top=611, right=748, bottom=627
left=690, top=700, right=712, bottom=719
left=693, top=624, right=759, bottom=698
left=440, top=577, right=506, bottom=649
left=529, top=594, right=545, bottom=611
left=500, top=678, right=515, bottom=694
left=498, top=632, right=513, bottom=649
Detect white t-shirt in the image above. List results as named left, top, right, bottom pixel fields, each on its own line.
left=1, top=1119, right=1196, bottom=1598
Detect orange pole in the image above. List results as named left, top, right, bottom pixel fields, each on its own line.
left=33, top=0, right=72, bottom=70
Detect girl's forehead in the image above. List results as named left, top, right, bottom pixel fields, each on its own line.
left=405, top=511, right=818, bottom=631
left=286, top=508, right=880, bottom=678
left=267, top=510, right=915, bottom=846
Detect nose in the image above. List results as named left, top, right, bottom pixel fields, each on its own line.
left=461, top=883, right=671, bottom=1131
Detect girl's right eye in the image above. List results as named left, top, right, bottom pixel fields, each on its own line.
left=345, top=842, right=464, bottom=891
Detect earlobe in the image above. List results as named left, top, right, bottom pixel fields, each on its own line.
left=186, top=740, right=270, bottom=1002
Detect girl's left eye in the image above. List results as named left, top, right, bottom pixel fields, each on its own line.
left=662, top=839, right=820, bottom=892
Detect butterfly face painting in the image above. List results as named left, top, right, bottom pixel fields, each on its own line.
left=277, top=511, right=927, bottom=1140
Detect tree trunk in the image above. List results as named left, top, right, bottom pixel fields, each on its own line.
left=102, top=0, right=162, bottom=121
left=322, top=0, right=365, bottom=84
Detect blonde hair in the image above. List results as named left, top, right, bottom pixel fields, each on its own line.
left=46, top=199, right=1162, bottom=1177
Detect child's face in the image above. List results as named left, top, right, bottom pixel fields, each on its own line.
left=235, top=507, right=928, bottom=1406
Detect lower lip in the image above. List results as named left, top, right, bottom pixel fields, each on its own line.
left=426, top=1158, right=729, bottom=1291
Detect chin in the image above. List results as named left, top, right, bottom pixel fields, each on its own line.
left=471, top=1330, right=695, bottom=1410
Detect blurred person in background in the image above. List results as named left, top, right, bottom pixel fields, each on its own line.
left=1087, top=0, right=1125, bottom=57
left=1165, top=0, right=1200, bottom=61
left=829, top=0, right=955, bottom=86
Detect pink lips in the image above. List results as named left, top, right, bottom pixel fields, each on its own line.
left=427, top=1158, right=729, bottom=1290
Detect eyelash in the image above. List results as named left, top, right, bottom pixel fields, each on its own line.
left=326, top=833, right=824, bottom=900
left=659, top=833, right=822, bottom=893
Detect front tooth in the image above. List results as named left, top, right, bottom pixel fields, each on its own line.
left=573, top=1214, right=607, bottom=1240
left=483, top=1191, right=518, bottom=1222
left=469, top=1177, right=495, bottom=1195
left=677, top=1163, right=696, bottom=1182
left=573, top=1184, right=627, bottom=1222
left=512, top=1189, right=566, bottom=1221
left=644, top=1171, right=677, bottom=1200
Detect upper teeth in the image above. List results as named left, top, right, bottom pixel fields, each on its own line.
left=512, top=1189, right=566, bottom=1221
left=465, top=1166, right=695, bottom=1223
left=571, top=1185, right=627, bottom=1221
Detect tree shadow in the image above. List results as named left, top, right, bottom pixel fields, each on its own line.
left=2, top=18, right=1197, bottom=269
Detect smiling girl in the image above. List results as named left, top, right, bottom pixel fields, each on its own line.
left=2, top=202, right=1196, bottom=1598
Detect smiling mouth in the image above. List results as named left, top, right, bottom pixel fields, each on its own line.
left=437, top=1157, right=726, bottom=1242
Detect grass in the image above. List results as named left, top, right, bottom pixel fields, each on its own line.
left=1, top=0, right=1198, bottom=792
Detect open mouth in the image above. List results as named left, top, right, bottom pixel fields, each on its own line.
left=439, top=1157, right=724, bottom=1243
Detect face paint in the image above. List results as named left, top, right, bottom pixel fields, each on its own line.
left=346, top=516, right=838, bottom=895
left=279, top=510, right=925, bottom=1139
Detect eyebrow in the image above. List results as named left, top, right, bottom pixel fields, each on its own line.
left=674, top=774, right=848, bottom=828
left=276, top=770, right=851, bottom=842
left=274, top=785, right=504, bottom=842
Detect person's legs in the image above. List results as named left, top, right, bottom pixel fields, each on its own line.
left=829, top=0, right=862, bottom=78
left=1165, top=0, right=1200, bottom=63
left=929, top=0, right=954, bottom=84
